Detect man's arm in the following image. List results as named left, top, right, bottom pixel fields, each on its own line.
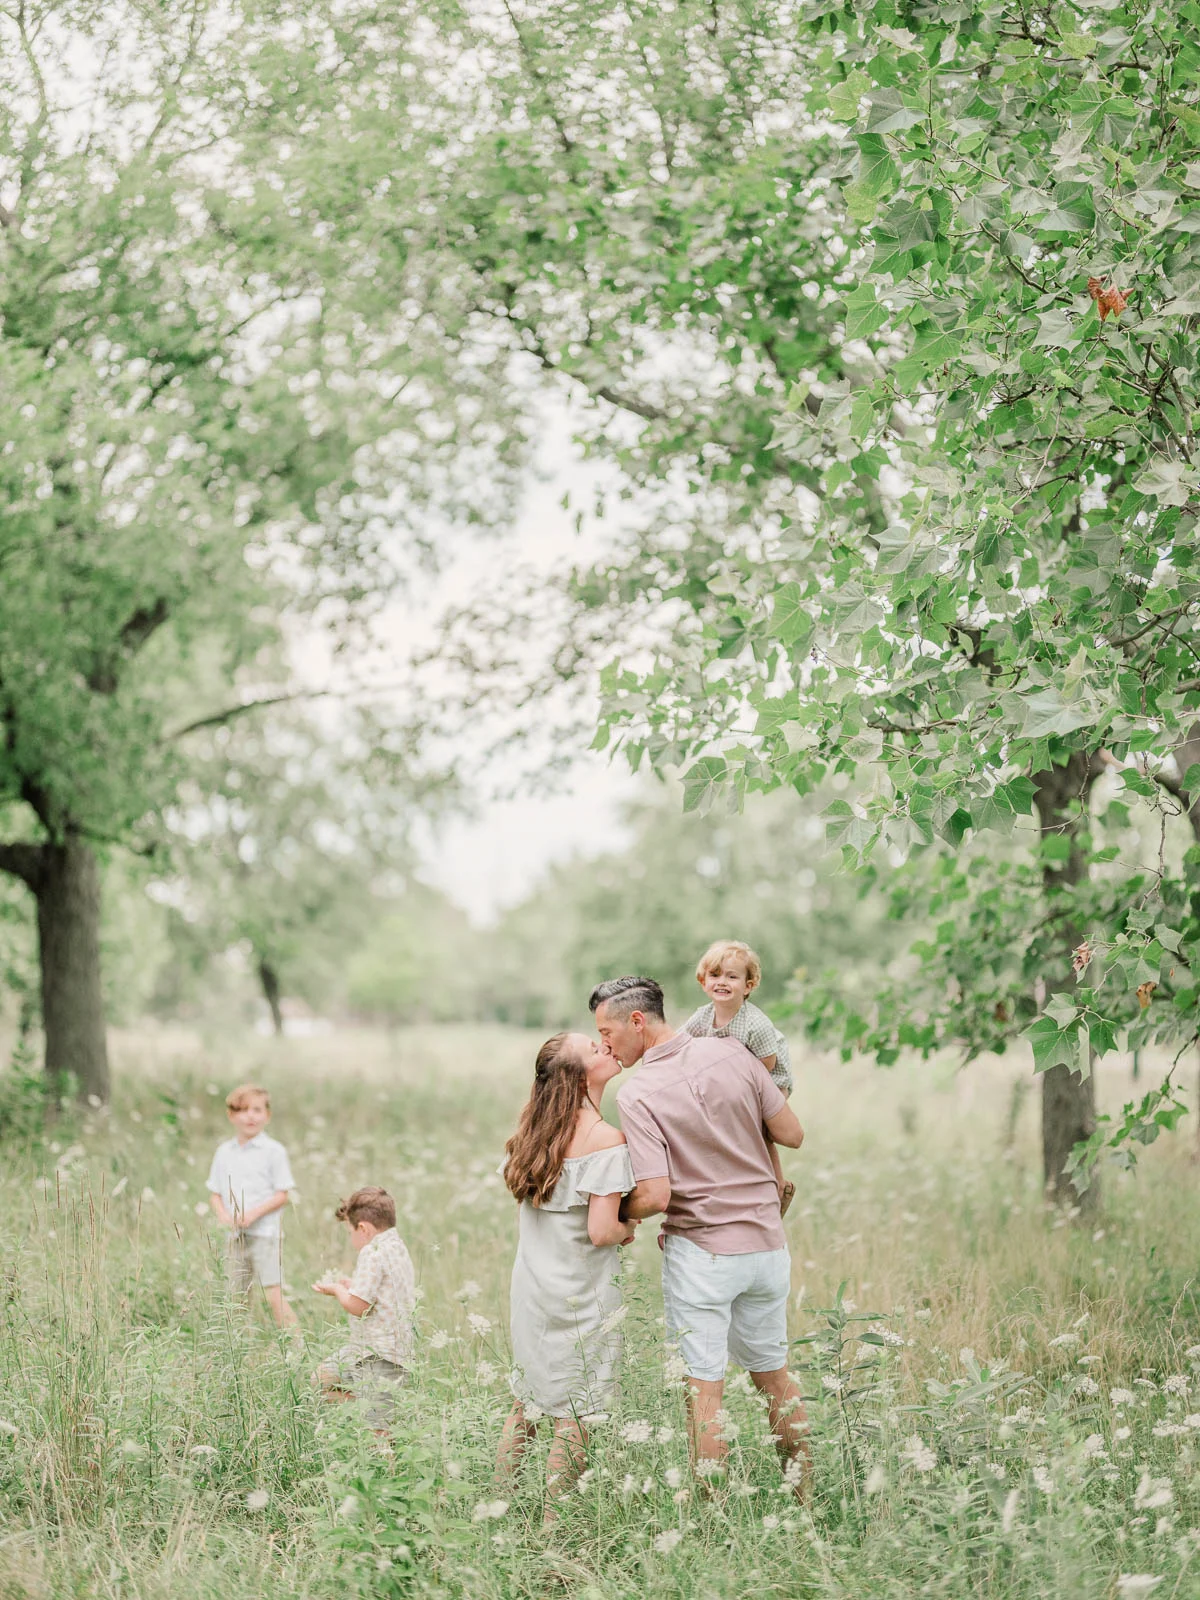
left=622, top=1177, right=672, bottom=1220
left=764, top=1103, right=805, bottom=1149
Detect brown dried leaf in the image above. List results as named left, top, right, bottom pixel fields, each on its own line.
left=1136, top=980, right=1157, bottom=1010
left=1072, top=941, right=1093, bottom=977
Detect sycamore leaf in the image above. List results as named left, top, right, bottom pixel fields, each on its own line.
left=1132, top=457, right=1200, bottom=507
left=1015, top=688, right=1090, bottom=738
left=1024, top=1013, right=1083, bottom=1074
left=844, top=285, right=888, bottom=341
left=681, top=757, right=728, bottom=815
left=1033, top=309, right=1081, bottom=348
left=768, top=583, right=814, bottom=648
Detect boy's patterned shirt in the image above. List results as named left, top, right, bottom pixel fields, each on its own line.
left=681, top=999, right=793, bottom=1094
left=345, top=1228, right=416, bottom=1367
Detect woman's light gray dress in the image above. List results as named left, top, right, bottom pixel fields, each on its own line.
left=508, top=1146, right=635, bottom=1418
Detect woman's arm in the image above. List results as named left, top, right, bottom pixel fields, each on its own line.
left=587, top=1191, right=637, bottom=1247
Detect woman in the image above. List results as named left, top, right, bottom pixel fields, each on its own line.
left=497, top=1031, right=636, bottom=1517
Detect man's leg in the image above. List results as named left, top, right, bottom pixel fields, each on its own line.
left=684, top=1376, right=729, bottom=1472
left=750, top=1366, right=812, bottom=1502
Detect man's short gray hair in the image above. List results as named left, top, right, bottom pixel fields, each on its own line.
left=588, top=976, right=665, bottom=1021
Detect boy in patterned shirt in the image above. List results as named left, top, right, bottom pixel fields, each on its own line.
left=682, top=940, right=796, bottom=1215
left=313, top=1186, right=416, bottom=1432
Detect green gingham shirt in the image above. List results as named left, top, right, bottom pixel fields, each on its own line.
left=681, top=1000, right=793, bottom=1095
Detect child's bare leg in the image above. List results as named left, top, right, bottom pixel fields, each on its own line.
left=543, top=1417, right=587, bottom=1524
left=264, top=1284, right=298, bottom=1327
left=315, top=1362, right=356, bottom=1404
left=496, top=1401, right=537, bottom=1484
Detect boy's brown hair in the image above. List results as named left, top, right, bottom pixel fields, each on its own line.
left=335, top=1187, right=396, bottom=1230
left=695, top=939, right=763, bottom=991
left=226, top=1083, right=270, bottom=1113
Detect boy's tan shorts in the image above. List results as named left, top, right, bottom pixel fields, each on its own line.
left=317, top=1353, right=407, bottom=1429
left=227, top=1231, right=284, bottom=1290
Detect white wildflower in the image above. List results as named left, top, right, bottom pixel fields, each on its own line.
left=1163, top=1375, right=1189, bottom=1396
left=337, top=1496, right=359, bottom=1518
left=1110, top=1389, right=1136, bottom=1406
left=428, top=1329, right=451, bottom=1350
left=665, top=1467, right=684, bottom=1490
left=864, top=1464, right=887, bottom=1494
left=189, top=1445, right=217, bottom=1459
left=1185, top=1346, right=1200, bottom=1361
left=842, top=1299, right=857, bottom=1313
left=445, top=1462, right=462, bottom=1480
left=471, top=1500, right=508, bottom=1522
left=1048, top=1333, right=1079, bottom=1349
left=1135, top=1475, right=1174, bottom=1511
left=656, top=1426, right=675, bottom=1444
left=1033, top=1466, right=1054, bottom=1495
left=901, top=1435, right=937, bottom=1473
left=1152, top=1423, right=1190, bottom=1439
left=1115, top=1426, right=1132, bottom=1441
left=653, top=1530, right=683, bottom=1555
left=193, top=1202, right=208, bottom=1217
left=1074, top=1376, right=1100, bottom=1397
left=456, top=1281, right=482, bottom=1302
left=1082, top=1435, right=1107, bottom=1458
left=475, top=1360, right=498, bottom=1385
left=620, top=1474, right=637, bottom=1497
left=986, top=1462, right=1006, bottom=1480
left=245, top=1490, right=269, bottom=1511
left=0, top=1420, right=17, bottom=1438
left=621, top=1420, right=653, bottom=1444
left=1116, top=1578, right=1162, bottom=1596
left=870, top=1323, right=905, bottom=1348
left=673, top=1488, right=690, bottom=1504
left=1001, top=1489, right=1020, bottom=1532
left=1185, top=1416, right=1200, bottom=1430
left=960, top=1348, right=977, bottom=1366
left=1135, top=1379, right=1159, bottom=1391
left=601, top=1305, right=629, bottom=1335
left=466, top=1313, right=492, bottom=1338
left=576, top=1470, right=594, bottom=1494
left=120, top=1439, right=146, bottom=1456
left=762, top=1514, right=780, bottom=1530
left=821, top=1375, right=845, bottom=1394
left=663, top=1352, right=688, bottom=1384
left=140, top=1187, right=156, bottom=1204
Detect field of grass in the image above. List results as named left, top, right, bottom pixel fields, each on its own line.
left=2, top=1023, right=1200, bottom=1598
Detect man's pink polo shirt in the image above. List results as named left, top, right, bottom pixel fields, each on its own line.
left=616, top=1030, right=787, bottom=1256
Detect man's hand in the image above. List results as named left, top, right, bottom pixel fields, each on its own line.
left=623, top=1176, right=671, bottom=1220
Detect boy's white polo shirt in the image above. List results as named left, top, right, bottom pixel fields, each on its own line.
left=206, top=1132, right=295, bottom=1237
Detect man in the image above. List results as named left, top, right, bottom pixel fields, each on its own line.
left=591, top=975, right=810, bottom=1495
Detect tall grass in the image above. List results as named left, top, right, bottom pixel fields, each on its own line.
left=1, top=1024, right=1199, bottom=1598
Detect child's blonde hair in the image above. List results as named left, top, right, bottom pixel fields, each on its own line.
left=696, top=940, right=762, bottom=991
left=226, top=1083, right=270, bottom=1113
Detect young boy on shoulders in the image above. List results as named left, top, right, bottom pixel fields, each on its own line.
left=313, top=1187, right=416, bottom=1435
left=682, top=940, right=797, bottom=1214
left=206, top=1083, right=297, bottom=1326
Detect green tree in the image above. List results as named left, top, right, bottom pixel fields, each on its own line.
left=0, top=1, right=508, bottom=1099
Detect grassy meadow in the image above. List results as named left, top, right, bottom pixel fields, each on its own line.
left=2, top=1024, right=1200, bottom=1599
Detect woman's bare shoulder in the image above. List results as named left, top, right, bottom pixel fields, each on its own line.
left=581, top=1122, right=627, bottom=1155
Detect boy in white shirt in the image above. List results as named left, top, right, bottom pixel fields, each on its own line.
left=313, top=1186, right=416, bottom=1433
left=206, top=1083, right=297, bottom=1326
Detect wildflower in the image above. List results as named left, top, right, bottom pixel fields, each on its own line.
left=664, top=1466, right=684, bottom=1490
left=1048, top=1333, right=1079, bottom=1349
left=140, top=1187, right=156, bottom=1204
left=246, top=1490, right=269, bottom=1511
left=673, top=1488, right=690, bottom=1504
left=445, top=1462, right=463, bottom=1480
left=1134, top=1475, right=1174, bottom=1511
left=1001, top=1489, right=1020, bottom=1532
left=653, top=1530, right=683, bottom=1555
left=576, top=1470, right=594, bottom=1493
left=960, top=1347, right=977, bottom=1366
left=1074, top=1376, right=1100, bottom=1397
left=0, top=1420, right=17, bottom=1438
left=656, top=1426, right=675, bottom=1444
left=1185, top=1416, right=1200, bottom=1430
left=471, top=1500, right=508, bottom=1522
left=1135, top=1379, right=1159, bottom=1391
left=821, top=1375, right=844, bottom=1394
left=1110, top=1388, right=1136, bottom=1407
left=621, top=1420, right=653, bottom=1444
left=1185, top=1347, right=1200, bottom=1361
left=870, top=1323, right=905, bottom=1348
left=1116, top=1579, right=1162, bottom=1596
left=456, top=1281, right=482, bottom=1302
left=1115, top=1426, right=1132, bottom=1441
left=842, top=1299, right=857, bottom=1313
left=901, top=1435, right=937, bottom=1473
left=601, top=1305, right=629, bottom=1335
left=1163, top=1375, right=1189, bottom=1396
left=762, top=1514, right=780, bottom=1531
left=1033, top=1466, right=1054, bottom=1495
left=120, top=1440, right=146, bottom=1456
left=620, top=1474, right=638, bottom=1497
left=337, top=1496, right=359, bottom=1518
left=1152, top=1423, right=1190, bottom=1439
left=986, top=1462, right=1006, bottom=1479
left=193, top=1202, right=208, bottom=1217
left=864, top=1464, right=887, bottom=1494
left=189, top=1445, right=217, bottom=1459
left=475, top=1361, right=498, bottom=1385
left=428, top=1329, right=451, bottom=1350
left=663, top=1352, right=688, bottom=1384
left=1082, top=1435, right=1107, bottom=1458
left=467, top=1313, right=492, bottom=1338
left=713, top=1409, right=740, bottom=1441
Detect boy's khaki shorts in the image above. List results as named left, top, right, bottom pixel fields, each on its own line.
left=227, top=1231, right=284, bottom=1291
left=317, top=1353, right=407, bottom=1429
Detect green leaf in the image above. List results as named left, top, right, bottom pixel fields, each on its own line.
left=768, top=584, right=814, bottom=648
left=844, top=286, right=888, bottom=341
left=681, top=757, right=729, bottom=814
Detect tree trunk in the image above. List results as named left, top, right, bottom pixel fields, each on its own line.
left=36, top=839, right=110, bottom=1104
left=1033, top=753, right=1100, bottom=1208
left=258, top=954, right=284, bottom=1036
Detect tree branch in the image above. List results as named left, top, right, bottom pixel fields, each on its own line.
left=0, top=840, right=45, bottom=890
left=166, top=690, right=325, bottom=741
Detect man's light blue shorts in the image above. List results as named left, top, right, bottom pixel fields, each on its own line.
left=662, top=1235, right=791, bottom=1382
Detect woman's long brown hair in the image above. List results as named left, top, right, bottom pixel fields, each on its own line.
left=504, top=1034, right=588, bottom=1206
